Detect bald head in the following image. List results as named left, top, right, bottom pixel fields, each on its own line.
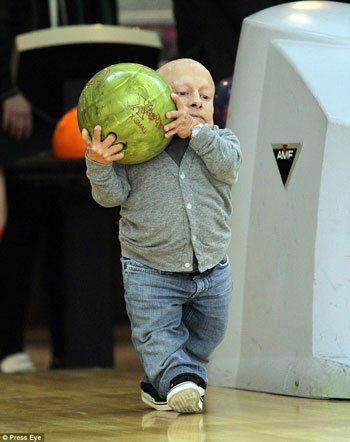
left=157, top=58, right=215, bottom=127
left=157, top=58, right=215, bottom=91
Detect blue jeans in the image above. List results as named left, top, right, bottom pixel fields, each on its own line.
left=121, top=255, right=233, bottom=398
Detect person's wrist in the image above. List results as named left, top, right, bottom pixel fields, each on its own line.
left=191, top=123, right=206, bottom=139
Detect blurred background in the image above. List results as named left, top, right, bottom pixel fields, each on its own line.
left=6, top=0, right=178, bottom=371
left=26, top=0, right=177, bottom=372
left=1, top=0, right=288, bottom=373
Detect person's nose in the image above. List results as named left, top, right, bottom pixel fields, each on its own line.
left=190, top=91, right=203, bottom=108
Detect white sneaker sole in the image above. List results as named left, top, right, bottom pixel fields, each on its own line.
left=167, top=382, right=204, bottom=413
left=141, top=390, right=172, bottom=411
left=0, top=352, right=36, bottom=374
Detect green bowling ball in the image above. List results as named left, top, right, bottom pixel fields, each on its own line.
left=77, top=63, right=175, bottom=164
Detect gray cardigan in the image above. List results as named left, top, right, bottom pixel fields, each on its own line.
left=86, top=124, right=241, bottom=273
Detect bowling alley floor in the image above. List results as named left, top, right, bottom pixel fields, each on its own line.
left=1, top=326, right=350, bottom=442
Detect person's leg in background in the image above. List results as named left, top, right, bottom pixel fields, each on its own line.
left=0, top=108, right=59, bottom=373
left=0, top=168, right=49, bottom=372
left=172, top=0, right=293, bottom=84
left=172, top=0, right=239, bottom=84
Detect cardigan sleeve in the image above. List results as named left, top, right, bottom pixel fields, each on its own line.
left=86, top=157, right=131, bottom=208
left=189, top=125, right=242, bottom=185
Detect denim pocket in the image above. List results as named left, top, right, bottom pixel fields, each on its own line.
left=121, top=257, right=161, bottom=275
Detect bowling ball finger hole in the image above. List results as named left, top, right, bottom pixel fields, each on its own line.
left=118, top=142, right=127, bottom=151
left=106, top=131, right=117, bottom=139
left=108, top=133, right=127, bottom=151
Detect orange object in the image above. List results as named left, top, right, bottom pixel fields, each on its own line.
left=53, top=107, right=86, bottom=158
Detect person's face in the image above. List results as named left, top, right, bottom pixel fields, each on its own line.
left=163, top=62, right=215, bottom=126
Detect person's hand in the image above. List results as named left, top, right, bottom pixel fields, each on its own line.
left=164, top=93, right=198, bottom=139
left=2, top=93, right=32, bottom=141
left=82, top=125, right=125, bottom=164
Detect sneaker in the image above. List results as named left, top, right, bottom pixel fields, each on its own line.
left=0, top=352, right=36, bottom=374
left=167, top=374, right=206, bottom=414
left=141, top=382, right=172, bottom=411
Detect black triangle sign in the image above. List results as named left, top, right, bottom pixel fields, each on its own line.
left=272, top=143, right=302, bottom=187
